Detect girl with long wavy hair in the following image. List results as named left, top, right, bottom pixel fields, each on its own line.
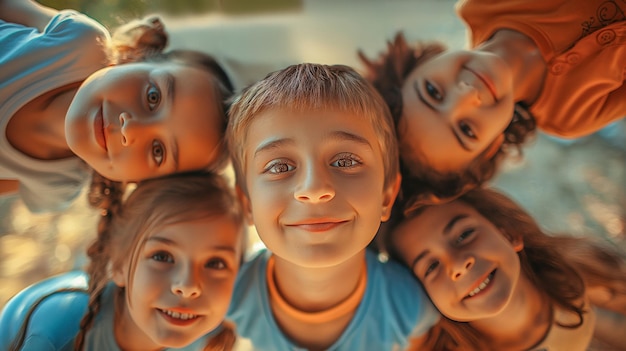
left=387, top=187, right=626, bottom=350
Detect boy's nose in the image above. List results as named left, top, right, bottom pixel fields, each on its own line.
left=294, top=166, right=335, bottom=203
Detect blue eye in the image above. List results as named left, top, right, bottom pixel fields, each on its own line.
left=152, top=140, right=165, bottom=166
left=146, top=83, right=161, bottom=111
left=425, top=81, right=443, bottom=101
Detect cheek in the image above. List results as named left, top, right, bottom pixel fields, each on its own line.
left=424, top=279, right=454, bottom=314
left=131, top=265, right=165, bottom=294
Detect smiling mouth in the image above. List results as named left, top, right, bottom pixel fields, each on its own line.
left=465, top=270, right=496, bottom=298
left=288, top=220, right=349, bottom=233
left=93, top=106, right=108, bottom=151
left=159, top=308, right=198, bottom=320
left=157, top=308, right=201, bottom=326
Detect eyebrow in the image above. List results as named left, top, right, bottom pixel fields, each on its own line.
left=145, top=236, right=237, bottom=254
left=413, top=81, right=471, bottom=152
left=165, top=73, right=176, bottom=105
left=253, top=130, right=373, bottom=157
left=253, top=138, right=295, bottom=159
left=327, top=130, right=373, bottom=150
left=410, top=213, right=468, bottom=270
left=170, top=137, right=179, bottom=172
left=164, top=73, right=179, bottom=172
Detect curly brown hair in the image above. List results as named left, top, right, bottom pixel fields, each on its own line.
left=359, top=32, right=537, bottom=206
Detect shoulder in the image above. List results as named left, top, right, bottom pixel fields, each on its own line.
left=43, top=10, right=109, bottom=40
left=0, top=271, right=89, bottom=350
left=238, top=248, right=270, bottom=279
left=230, top=248, right=269, bottom=303
left=365, top=250, right=440, bottom=337
left=0, top=9, right=110, bottom=71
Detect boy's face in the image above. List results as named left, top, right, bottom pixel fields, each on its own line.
left=65, top=61, right=223, bottom=182
left=242, top=108, right=398, bottom=268
left=399, top=49, right=515, bottom=174
left=113, top=216, right=242, bottom=349
left=391, top=200, right=523, bottom=322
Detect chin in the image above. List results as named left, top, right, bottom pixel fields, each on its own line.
left=87, top=162, right=123, bottom=182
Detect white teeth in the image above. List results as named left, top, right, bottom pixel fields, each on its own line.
left=467, top=275, right=492, bottom=297
left=161, top=309, right=197, bottom=320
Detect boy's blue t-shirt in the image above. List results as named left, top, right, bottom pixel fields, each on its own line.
left=227, top=248, right=440, bottom=351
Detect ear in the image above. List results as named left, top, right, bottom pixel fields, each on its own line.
left=482, top=133, right=505, bottom=160
left=236, top=185, right=254, bottom=226
left=381, top=173, right=402, bottom=222
left=511, top=236, right=524, bottom=252
left=111, top=264, right=127, bottom=288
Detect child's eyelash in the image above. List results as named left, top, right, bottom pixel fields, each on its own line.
left=150, top=251, right=173, bottom=263
left=263, top=159, right=294, bottom=174
left=332, top=153, right=362, bottom=168
left=456, top=228, right=475, bottom=244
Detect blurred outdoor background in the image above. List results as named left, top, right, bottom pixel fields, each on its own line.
left=1, top=1, right=625, bottom=347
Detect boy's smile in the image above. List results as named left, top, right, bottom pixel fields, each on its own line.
left=243, top=108, right=397, bottom=268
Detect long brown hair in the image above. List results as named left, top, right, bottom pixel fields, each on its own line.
left=75, top=171, right=244, bottom=351
left=390, top=187, right=626, bottom=350
left=359, top=33, right=537, bottom=206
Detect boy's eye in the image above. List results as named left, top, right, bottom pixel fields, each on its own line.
left=425, top=80, right=443, bottom=101
left=151, top=251, right=173, bottom=263
left=152, top=140, right=165, bottom=166
left=146, top=83, right=161, bottom=111
left=265, top=160, right=294, bottom=174
left=206, top=258, right=227, bottom=270
left=331, top=154, right=361, bottom=168
left=456, top=229, right=475, bottom=244
left=459, top=122, right=476, bottom=139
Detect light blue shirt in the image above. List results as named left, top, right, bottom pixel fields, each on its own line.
left=0, top=271, right=214, bottom=351
left=227, top=249, right=440, bottom=351
left=0, top=10, right=109, bottom=213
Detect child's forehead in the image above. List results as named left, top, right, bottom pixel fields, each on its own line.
left=243, top=107, right=377, bottom=141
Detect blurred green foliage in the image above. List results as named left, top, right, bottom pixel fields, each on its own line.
left=39, top=0, right=301, bottom=28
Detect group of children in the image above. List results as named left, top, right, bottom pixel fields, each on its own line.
left=0, top=0, right=625, bottom=350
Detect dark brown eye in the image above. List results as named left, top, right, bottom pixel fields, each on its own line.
left=459, top=121, right=476, bottom=138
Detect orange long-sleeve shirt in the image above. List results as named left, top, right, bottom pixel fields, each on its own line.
left=457, top=0, right=626, bottom=138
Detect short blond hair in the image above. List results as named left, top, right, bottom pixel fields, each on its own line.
left=227, top=63, right=399, bottom=192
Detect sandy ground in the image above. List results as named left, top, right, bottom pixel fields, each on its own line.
left=1, top=0, right=625, bottom=348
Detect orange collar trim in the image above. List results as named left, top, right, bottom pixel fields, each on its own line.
left=266, top=255, right=367, bottom=324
